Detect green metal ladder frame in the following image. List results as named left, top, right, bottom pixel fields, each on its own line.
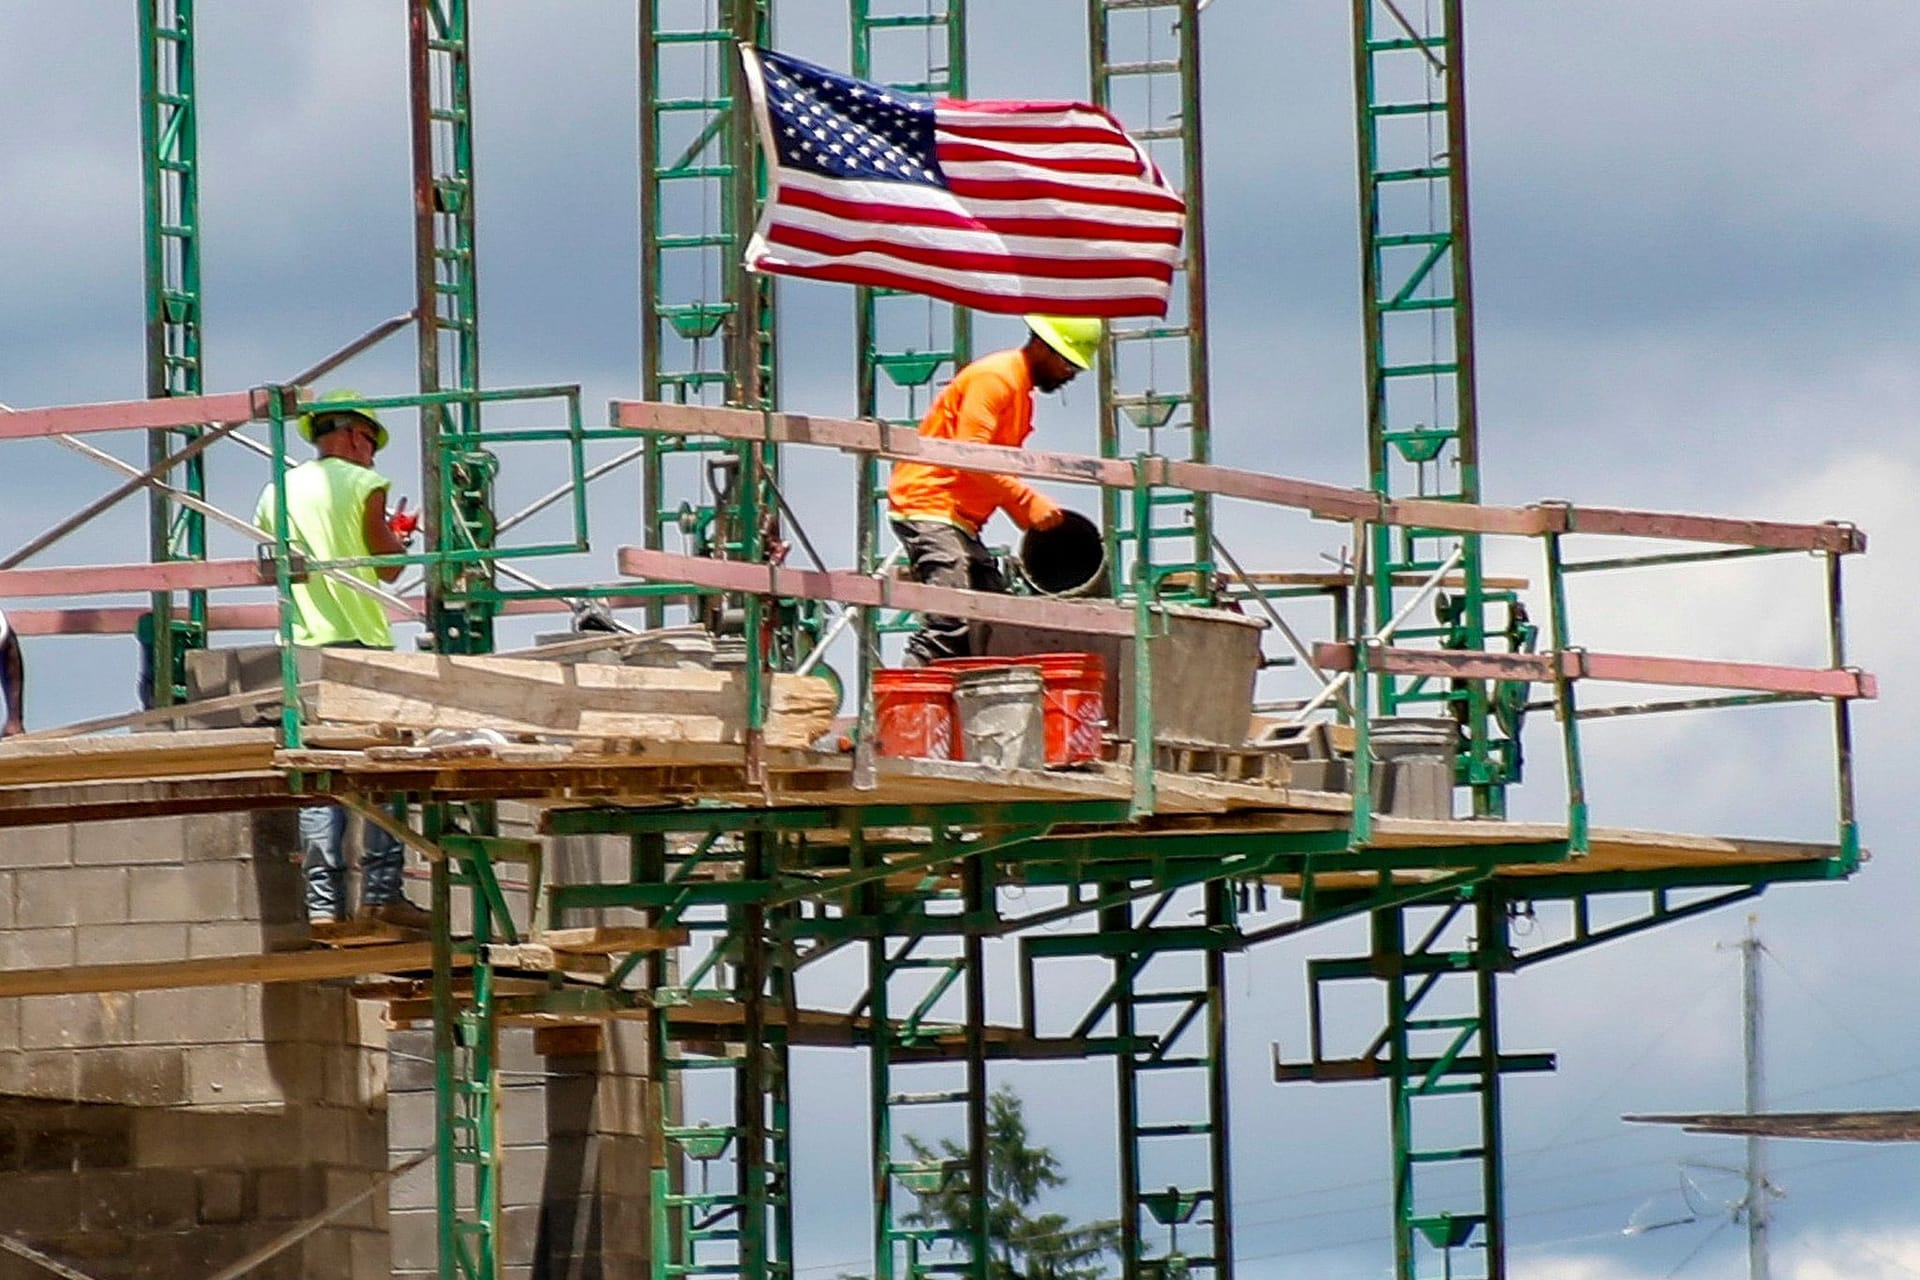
left=1351, top=0, right=1526, bottom=809
left=1090, top=0, right=1215, bottom=602
left=850, top=0, right=971, bottom=606
left=138, top=0, right=208, bottom=707
left=640, top=831, right=796, bottom=1280
left=640, top=0, right=779, bottom=631
left=857, top=832, right=990, bottom=1280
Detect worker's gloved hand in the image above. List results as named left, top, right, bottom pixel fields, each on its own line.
left=388, top=498, right=421, bottom=545
left=1026, top=493, right=1066, bottom=531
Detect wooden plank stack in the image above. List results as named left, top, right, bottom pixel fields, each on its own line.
left=313, top=649, right=839, bottom=750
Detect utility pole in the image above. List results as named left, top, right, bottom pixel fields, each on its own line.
left=1739, top=914, right=1770, bottom=1280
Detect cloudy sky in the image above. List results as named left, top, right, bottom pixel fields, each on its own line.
left=3, top=3, right=1918, bottom=1277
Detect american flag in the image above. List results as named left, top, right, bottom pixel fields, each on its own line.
left=740, top=46, right=1185, bottom=318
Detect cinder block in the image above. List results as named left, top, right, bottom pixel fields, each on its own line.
left=72, top=816, right=186, bottom=867
left=181, top=862, right=247, bottom=921
left=497, top=1027, right=547, bottom=1075
left=320, top=1043, right=384, bottom=1107
left=351, top=997, right=388, bottom=1049
left=501, top=1089, right=556, bottom=1147
left=592, top=1076, right=650, bottom=1138
left=0, top=1048, right=77, bottom=1098
left=0, top=824, right=72, bottom=869
left=195, top=1169, right=249, bottom=1224
left=74, top=922, right=189, bottom=966
left=72, top=1045, right=189, bottom=1107
left=348, top=1227, right=392, bottom=1278
left=131, top=986, right=252, bottom=1046
left=500, top=1201, right=542, bottom=1267
left=183, top=1043, right=289, bottom=1107
left=247, top=855, right=305, bottom=924
left=246, top=808, right=301, bottom=857
left=125, top=865, right=204, bottom=924
left=134, top=1168, right=202, bottom=1229
left=21, top=992, right=134, bottom=1050
left=292, top=1103, right=363, bottom=1164
left=299, top=1224, right=353, bottom=1278
left=388, top=1088, right=438, bottom=1151
left=0, top=872, right=12, bottom=929
left=502, top=1143, right=552, bottom=1206
left=182, top=810, right=249, bottom=860
left=187, top=920, right=268, bottom=961
left=316, top=1167, right=382, bottom=1229
left=255, top=1165, right=318, bottom=1221
left=0, top=926, right=75, bottom=969
left=388, top=1205, right=439, bottom=1271
left=19, top=1111, right=132, bottom=1172
left=132, top=1108, right=291, bottom=1170
left=15, top=866, right=129, bottom=927
left=597, top=1138, right=651, bottom=1198
left=386, top=1046, right=436, bottom=1093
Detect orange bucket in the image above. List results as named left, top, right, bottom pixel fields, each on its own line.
left=873, top=667, right=958, bottom=760
left=1032, top=652, right=1106, bottom=765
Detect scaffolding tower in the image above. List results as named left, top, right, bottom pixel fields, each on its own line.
left=0, top=10, right=1880, bottom=1280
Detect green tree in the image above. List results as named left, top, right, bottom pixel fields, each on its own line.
left=901, top=1086, right=1120, bottom=1280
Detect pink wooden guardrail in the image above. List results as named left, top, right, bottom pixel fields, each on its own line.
left=1312, top=642, right=1876, bottom=701
left=609, top=400, right=1865, bottom=555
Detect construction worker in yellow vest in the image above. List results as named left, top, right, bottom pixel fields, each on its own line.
left=254, top=390, right=428, bottom=930
left=886, top=315, right=1101, bottom=665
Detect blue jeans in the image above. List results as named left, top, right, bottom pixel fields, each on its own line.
left=299, top=804, right=405, bottom=919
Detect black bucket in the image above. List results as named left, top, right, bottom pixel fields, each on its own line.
left=1017, top=510, right=1110, bottom=598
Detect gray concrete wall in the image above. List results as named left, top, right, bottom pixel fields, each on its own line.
left=0, top=811, right=388, bottom=1278
left=1, top=811, right=656, bottom=1279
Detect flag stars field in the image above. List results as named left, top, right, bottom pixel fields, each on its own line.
left=741, top=46, right=1188, bottom=317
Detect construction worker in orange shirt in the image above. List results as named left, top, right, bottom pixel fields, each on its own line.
left=886, top=314, right=1101, bottom=665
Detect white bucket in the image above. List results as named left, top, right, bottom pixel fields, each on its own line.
left=1368, top=716, right=1459, bottom=819
left=953, top=666, right=1046, bottom=771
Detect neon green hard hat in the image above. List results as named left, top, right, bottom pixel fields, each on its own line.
left=297, top=389, right=390, bottom=451
left=1024, top=314, right=1103, bottom=371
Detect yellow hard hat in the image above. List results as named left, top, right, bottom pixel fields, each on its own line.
left=1024, top=314, right=1102, bottom=371
left=297, top=389, right=390, bottom=451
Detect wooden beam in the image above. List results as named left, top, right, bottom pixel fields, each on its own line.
left=0, top=728, right=281, bottom=787
left=1313, top=642, right=1877, bottom=700
left=537, top=925, right=692, bottom=955
left=4, top=593, right=662, bottom=637
left=0, top=557, right=279, bottom=599
left=609, top=400, right=1864, bottom=553
left=0, top=941, right=455, bottom=999
left=617, top=546, right=1138, bottom=636
left=314, top=647, right=839, bottom=746
left=0, top=390, right=267, bottom=441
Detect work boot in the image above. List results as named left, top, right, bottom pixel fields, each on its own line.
left=357, top=899, right=433, bottom=932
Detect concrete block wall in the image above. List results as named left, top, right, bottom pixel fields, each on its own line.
left=388, top=823, right=656, bottom=1279
left=3, top=808, right=659, bottom=1278
left=0, top=810, right=390, bottom=1278
left=385, top=1021, right=653, bottom=1280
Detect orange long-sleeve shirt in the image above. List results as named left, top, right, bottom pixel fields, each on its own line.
left=886, top=348, right=1049, bottom=537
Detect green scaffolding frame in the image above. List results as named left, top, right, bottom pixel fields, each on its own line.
left=1090, top=0, right=1215, bottom=601
left=139, top=0, right=207, bottom=707
left=53, top=13, right=1872, bottom=1280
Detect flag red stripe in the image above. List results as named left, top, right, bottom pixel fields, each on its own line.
left=776, top=183, right=1183, bottom=245
left=764, top=222, right=1175, bottom=282
left=942, top=174, right=1185, bottom=215
left=775, top=168, right=1183, bottom=230
left=935, top=139, right=1146, bottom=178
left=748, top=254, right=1168, bottom=318
left=934, top=120, right=1141, bottom=148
